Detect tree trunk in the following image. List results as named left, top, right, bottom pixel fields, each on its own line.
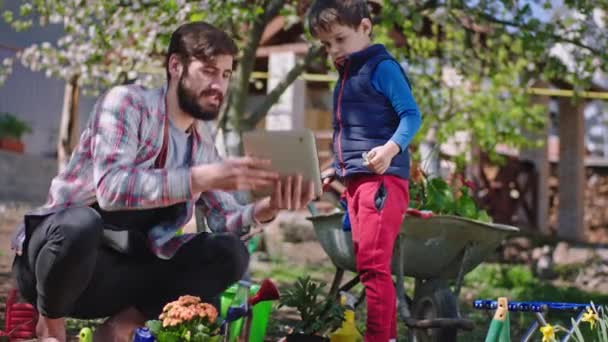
left=214, top=0, right=288, bottom=158
left=557, top=97, right=586, bottom=242
left=520, top=81, right=550, bottom=233
left=57, top=74, right=80, bottom=173
left=219, top=45, right=324, bottom=158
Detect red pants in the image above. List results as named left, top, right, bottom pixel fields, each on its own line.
left=345, top=175, right=409, bottom=342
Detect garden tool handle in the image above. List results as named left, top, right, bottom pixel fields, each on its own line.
left=238, top=311, right=253, bottom=342
left=493, top=298, right=508, bottom=321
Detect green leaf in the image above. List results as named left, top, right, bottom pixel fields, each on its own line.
left=570, top=317, right=585, bottom=342
left=455, top=195, right=477, bottom=219
left=189, top=12, right=205, bottom=22
left=19, top=4, right=33, bottom=16
left=600, top=307, right=608, bottom=342
left=192, top=331, right=211, bottom=342
left=145, top=320, right=162, bottom=335
left=477, top=210, right=492, bottom=223
left=424, top=177, right=455, bottom=214
left=2, top=10, right=13, bottom=23
left=156, top=331, right=181, bottom=342
left=253, top=6, right=264, bottom=16
left=278, top=276, right=344, bottom=335
left=161, top=0, right=178, bottom=12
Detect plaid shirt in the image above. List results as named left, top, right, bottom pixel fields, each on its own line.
left=11, top=84, right=255, bottom=259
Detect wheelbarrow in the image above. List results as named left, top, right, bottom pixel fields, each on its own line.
left=307, top=212, right=519, bottom=341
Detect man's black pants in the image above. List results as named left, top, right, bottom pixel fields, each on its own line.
left=11, top=205, right=249, bottom=320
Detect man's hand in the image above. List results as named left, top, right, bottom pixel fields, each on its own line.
left=364, top=141, right=401, bottom=175
left=253, top=174, right=316, bottom=223
left=190, top=157, right=279, bottom=194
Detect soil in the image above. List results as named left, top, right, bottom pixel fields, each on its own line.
left=0, top=203, right=330, bottom=341
left=0, top=203, right=31, bottom=334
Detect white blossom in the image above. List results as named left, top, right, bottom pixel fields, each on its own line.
left=441, top=66, right=463, bottom=88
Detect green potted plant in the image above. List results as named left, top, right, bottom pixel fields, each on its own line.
left=278, top=276, right=345, bottom=342
left=145, top=295, right=221, bottom=342
left=0, top=112, right=32, bottom=153
left=409, top=172, right=492, bottom=223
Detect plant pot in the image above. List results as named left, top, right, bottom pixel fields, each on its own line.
left=0, top=137, right=24, bottom=153
left=286, top=333, right=329, bottom=342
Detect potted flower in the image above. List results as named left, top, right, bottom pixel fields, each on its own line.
left=145, top=295, right=221, bottom=342
left=278, top=276, right=345, bottom=342
left=0, top=112, right=32, bottom=153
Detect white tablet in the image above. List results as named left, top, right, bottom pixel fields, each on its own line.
left=243, top=129, right=323, bottom=198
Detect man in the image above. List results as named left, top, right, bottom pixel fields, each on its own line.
left=10, top=21, right=315, bottom=342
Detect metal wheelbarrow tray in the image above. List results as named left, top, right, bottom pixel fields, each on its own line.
left=308, top=213, right=519, bottom=342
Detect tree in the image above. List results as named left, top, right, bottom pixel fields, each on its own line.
left=373, top=1, right=607, bottom=166
left=0, top=0, right=322, bottom=161
left=1, top=0, right=607, bottom=164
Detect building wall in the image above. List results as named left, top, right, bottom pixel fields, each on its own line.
left=0, top=150, right=55, bottom=204
left=0, top=60, right=97, bottom=157
left=0, top=3, right=96, bottom=157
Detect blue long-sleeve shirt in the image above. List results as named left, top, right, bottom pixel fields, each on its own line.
left=371, top=60, right=422, bottom=152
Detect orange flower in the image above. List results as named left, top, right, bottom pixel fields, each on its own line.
left=179, top=307, right=197, bottom=321
left=158, top=296, right=218, bottom=328
left=178, top=295, right=201, bottom=306
left=162, top=302, right=174, bottom=313
left=198, top=303, right=218, bottom=323
left=162, top=317, right=182, bottom=327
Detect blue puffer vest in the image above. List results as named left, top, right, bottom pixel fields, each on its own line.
left=332, top=44, right=411, bottom=179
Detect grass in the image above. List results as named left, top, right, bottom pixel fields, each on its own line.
left=250, top=255, right=337, bottom=285
left=459, top=263, right=608, bottom=341
left=12, top=257, right=607, bottom=341
left=65, top=318, right=104, bottom=338
left=249, top=258, right=608, bottom=341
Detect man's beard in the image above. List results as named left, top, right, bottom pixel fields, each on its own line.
left=177, top=73, right=224, bottom=121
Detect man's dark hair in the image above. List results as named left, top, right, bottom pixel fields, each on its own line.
left=165, top=21, right=238, bottom=80
left=307, top=0, right=372, bottom=37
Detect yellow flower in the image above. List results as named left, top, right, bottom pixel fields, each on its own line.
left=540, top=324, right=556, bottom=342
left=582, top=307, right=599, bottom=329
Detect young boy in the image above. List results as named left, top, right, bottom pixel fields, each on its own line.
left=308, top=1, right=422, bottom=341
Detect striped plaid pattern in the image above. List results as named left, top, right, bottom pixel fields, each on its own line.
left=11, top=85, right=254, bottom=259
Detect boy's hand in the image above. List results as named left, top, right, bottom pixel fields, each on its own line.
left=321, top=167, right=336, bottom=191
left=363, top=141, right=401, bottom=174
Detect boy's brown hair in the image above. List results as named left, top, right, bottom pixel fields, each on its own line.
left=307, top=0, right=372, bottom=37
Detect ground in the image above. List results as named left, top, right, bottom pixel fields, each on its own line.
left=0, top=203, right=331, bottom=340
left=1, top=203, right=607, bottom=341
left=0, top=203, right=28, bottom=331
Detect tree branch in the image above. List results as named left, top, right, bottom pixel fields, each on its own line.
left=213, top=91, right=232, bottom=139
left=471, top=9, right=601, bottom=55
left=416, top=0, right=441, bottom=12
left=225, top=0, right=287, bottom=131
left=407, top=2, right=602, bottom=56
left=244, top=44, right=324, bottom=128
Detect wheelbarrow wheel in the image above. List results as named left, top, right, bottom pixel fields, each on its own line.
left=409, top=279, right=458, bottom=342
